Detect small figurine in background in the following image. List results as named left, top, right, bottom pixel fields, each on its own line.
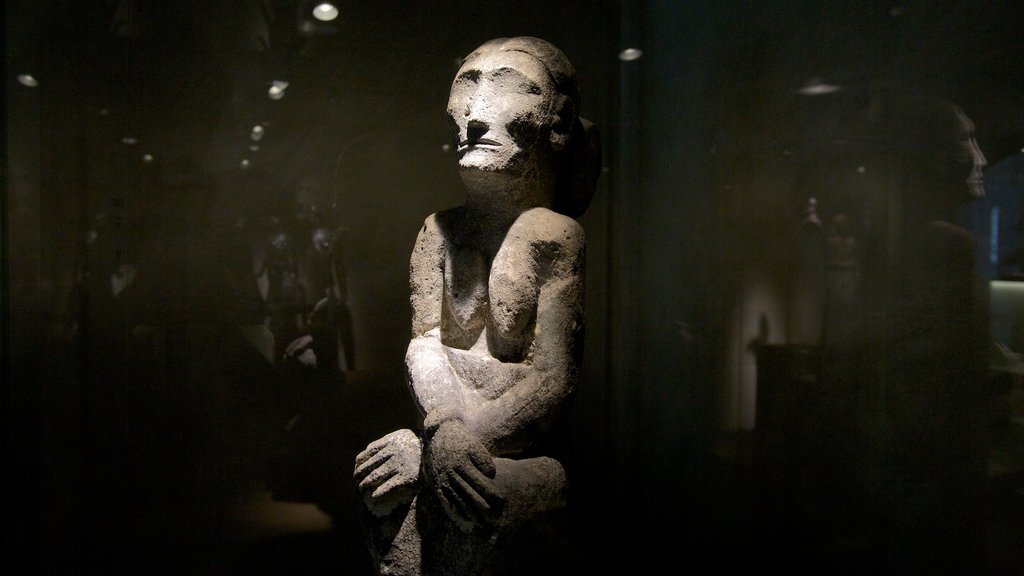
left=257, top=218, right=307, bottom=366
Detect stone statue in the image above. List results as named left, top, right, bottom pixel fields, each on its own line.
left=353, top=37, right=600, bottom=575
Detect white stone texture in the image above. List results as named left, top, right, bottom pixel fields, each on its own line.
left=353, top=36, right=599, bottom=576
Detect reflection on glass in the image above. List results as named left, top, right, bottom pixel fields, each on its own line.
left=312, top=3, right=339, bottom=22
left=16, top=74, right=39, bottom=87
left=618, top=47, right=643, bottom=61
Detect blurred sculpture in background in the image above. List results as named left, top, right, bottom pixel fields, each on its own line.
left=266, top=184, right=355, bottom=374
left=261, top=187, right=359, bottom=509
left=854, top=93, right=990, bottom=573
left=352, top=37, right=600, bottom=575
left=257, top=217, right=307, bottom=367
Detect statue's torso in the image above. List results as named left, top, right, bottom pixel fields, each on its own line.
left=438, top=206, right=579, bottom=364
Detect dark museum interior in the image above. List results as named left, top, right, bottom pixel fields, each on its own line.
left=4, top=1, right=1024, bottom=574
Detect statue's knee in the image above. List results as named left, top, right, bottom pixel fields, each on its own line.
left=493, top=456, right=568, bottom=523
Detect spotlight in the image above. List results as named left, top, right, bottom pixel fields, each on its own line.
left=312, top=3, right=339, bottom=22
left=618, top=48, right=643, bottom=62
left=798, top=78, right=842, bottom=95
left=297, top=1, right=340, bottom=36
left=17, top=74, right=39, bottom=87
left=268, top=80, right=289, bottom=100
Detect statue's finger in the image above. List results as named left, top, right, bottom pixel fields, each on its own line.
left=456, top=466, right=503, bottom=511
left=373, top=471, right=416, bottom=499
left=439, top=483, right=475, bottom=528
left=467, top=446, right=496, bottom=478
left=354, top=449, right=391, bottom=481
left=452, top=470, right=493, bottom=519
left=360, top=465, right=397, bottom=494
left=354, top=435, right=395, bottom=465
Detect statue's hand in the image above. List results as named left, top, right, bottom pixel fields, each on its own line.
left=354, top=429, right=422, bottom=516
left=283, top=334, right=317, bottom=370
left=423, top=417, right=503, bottom=532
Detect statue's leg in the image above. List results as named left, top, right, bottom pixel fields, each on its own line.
left=491, top=456, right=575, bottom=574
left=361, top=495, right=422, bottom=576
left=492, top=456, right=568, bottom=527
left=410, top=456, right=570, bottom=576
left=357, top=445, right=570, bottom=575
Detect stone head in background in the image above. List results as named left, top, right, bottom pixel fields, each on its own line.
left=353, top=37, right=600, bottom=575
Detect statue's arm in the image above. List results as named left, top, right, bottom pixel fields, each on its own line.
left=406, top=213, right=466, bottom=418
left=354, top=215, right=454, bottom=516
left=463, top=217, right=585, bottom=456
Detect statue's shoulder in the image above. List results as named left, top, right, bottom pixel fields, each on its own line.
left=423, top=207, right=465, bottom=236
left=514, top=207, right=584, bottom=248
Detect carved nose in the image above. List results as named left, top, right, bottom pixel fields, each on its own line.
left=466, top=120, right=488, bottom=143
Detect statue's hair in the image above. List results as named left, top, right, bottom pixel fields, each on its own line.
left=463, top=37, right=601, bottom=218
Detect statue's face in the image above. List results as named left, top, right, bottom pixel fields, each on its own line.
left=312, top=227, right=332, bottom=253
left=447, top=51, right=556, bottom=175
left=953, top=111, right=987, bottom=198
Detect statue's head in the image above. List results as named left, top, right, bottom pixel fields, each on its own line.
left=876, top=93, right=987, bottom=204
left=446, top=37, right=599, bottom=217
left=447, top=37, right=579, bottom=177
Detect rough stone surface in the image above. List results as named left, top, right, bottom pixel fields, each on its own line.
left=352, top=37, right=600, bottom=575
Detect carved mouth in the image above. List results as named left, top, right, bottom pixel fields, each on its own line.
left=459, top=138, right=502, bottom=148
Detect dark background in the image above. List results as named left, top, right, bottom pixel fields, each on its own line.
left=4, top=1, right=1023, bottom=574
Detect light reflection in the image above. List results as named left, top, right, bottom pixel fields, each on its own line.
left=798, top=79, right=842, bottom=95
left=122, top=136, right=138, bottom=145
left=618, top=48, right=643, bottom=62
left=312, top=3, right=339, bottom=22
left=17, top=74, right=39, bottom=87
left=268, top=80, right=289, bottom=101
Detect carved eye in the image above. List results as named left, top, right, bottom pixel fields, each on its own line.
left=523, top=82, right=542, bottom=95
left=458, top=69, right=481, bottom=83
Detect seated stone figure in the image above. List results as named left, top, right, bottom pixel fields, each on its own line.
left=353, top=37, right=600, bottom=575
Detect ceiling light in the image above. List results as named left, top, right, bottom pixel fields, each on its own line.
left=142, top=154, right=154, bottom=163
left=797, top=79, right=842, bottom=96
left=312, top=3, right=339, bottom=21
left=618, top=48, right=643, bottom=62
left=251, top=125, right=265, bottom=141
left=121, top=136, right=138, bottom=145
left=17, top=74, right=38, bottom=87
left=268, top=80, right=289, bottom=100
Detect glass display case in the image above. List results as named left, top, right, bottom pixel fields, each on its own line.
left=4, top=1, right=1023, bottom=574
